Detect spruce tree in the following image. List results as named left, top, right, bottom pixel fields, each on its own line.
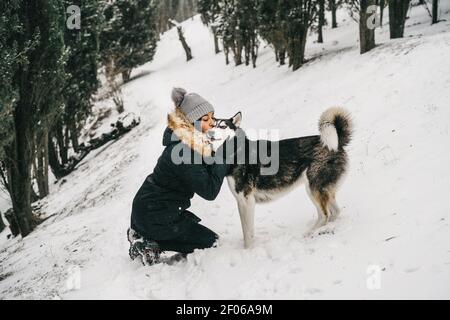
left=0, top=0, right=66, bottom=237
left=198, top=0, right=222, bottom=54
left=258, top=0, right=288, bottom=65
left=101, top=0, right=159, bottom=83
left=48, top=0, right=101, bottom=180
left=284, top=0, right=318, bottom=71
left=238, top=0, right=259, bottom=67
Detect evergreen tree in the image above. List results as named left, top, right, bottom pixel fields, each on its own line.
left=221, top=0, right=244, bottom=66
left=156, top=0, right=172, bottom=33
left=238, top=0, right=259, bottom=67
left=0, top=3, right=17, bottom=168
left=48, top=0, right=101, bottom=180
left=258, top=0, right=288, bottom=65
left=205, top=0, right=318, bottom=71
left=0, top=0, right=66, bottom=237
left=198, top=0, right=222, bottom=53
left=207, top=0, right=260, bottom=67
left=284, top=0, right=318, bottom=71
left=101, top=0, right=159, bottom=83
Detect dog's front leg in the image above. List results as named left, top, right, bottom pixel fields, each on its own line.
left=237, top=195, right=255, bottom=249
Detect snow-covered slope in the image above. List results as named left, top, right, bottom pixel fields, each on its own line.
left=1, top=5, right=450, bottom=299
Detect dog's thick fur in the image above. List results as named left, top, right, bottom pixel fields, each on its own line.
left=212, top=107, right=353, bottom=248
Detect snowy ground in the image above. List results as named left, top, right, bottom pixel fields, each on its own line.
left=1, top=4, right=450, bottom=299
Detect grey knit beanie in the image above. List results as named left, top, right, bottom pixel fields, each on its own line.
left=171, top=87, right=215, bottom=123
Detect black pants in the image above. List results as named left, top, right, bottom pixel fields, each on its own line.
left=157, top=221, right=219, bottom=254
left=132, top=210, right=219, bottom=255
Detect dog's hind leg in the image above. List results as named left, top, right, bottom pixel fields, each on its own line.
left=328, top=192, right=341, bottom=222
left=237, top=195, right=255, bottom=249
left=305, top=183, right=331, bottom=235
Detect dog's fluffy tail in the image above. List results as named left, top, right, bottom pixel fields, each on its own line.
left=318, top=107, right=353, bottom=151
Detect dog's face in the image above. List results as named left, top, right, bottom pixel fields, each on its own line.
left=207, top=112, right=242, bottom=152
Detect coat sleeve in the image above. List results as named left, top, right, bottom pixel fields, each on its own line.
left=181, top=162, right=230, bottom=201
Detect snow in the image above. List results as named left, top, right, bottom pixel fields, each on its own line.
left=1, top=5, right=450, bottom=299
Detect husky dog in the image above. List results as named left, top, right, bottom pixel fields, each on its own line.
left=208, top=108, right=353, bottom=248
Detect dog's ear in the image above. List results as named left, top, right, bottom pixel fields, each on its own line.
left=231, top=112, right=242, bottom=127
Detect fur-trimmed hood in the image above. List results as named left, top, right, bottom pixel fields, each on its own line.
left=166, top=108, right=213, bottom=157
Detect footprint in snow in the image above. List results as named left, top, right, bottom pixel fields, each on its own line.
left=404, top=267, right=420, bottom=273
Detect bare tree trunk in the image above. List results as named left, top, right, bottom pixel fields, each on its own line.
left=279, top=49, right=286, bottom=65
left=0, top=211, right=5, bottom=233
left=224, top=42, right=230, bottom=65
left=112, top=84, right=124, bottom=114
left=30, top=185, right=39, bottom=203
left=380, top=0, right=385, bottom=27
left=330, top=0, right=338, bottom=28
left=69, top=124, right=79, bottom=153
left=318, top=0, right=325, bottom=43
left=300, top=30, right=308, bottom=64
left=29, top=133, right=38, bottom=203
left=36, top=146, right=46, bottom=198
left=64, top=124, right=70, bottom=160
left=274, top=46, right=279, bottom=62
left=176, top=26, right=193, bottom=61
left=211, top=25, right=221, bottom=54
left=4, top=208, right=20, bottom=237
left=9, top=100, right=35, bottom=237
left=55, top=119, right=68, bottom=165
left=360, top=0, right=376, bottom=54
left=106, top=70, right=125, bottom=114
left=251, top=37, right=258, bottom=68
left=48, top=134, right=65, bottom=180
left=288, top=47, right=293, bottom=68
left=0, top=166, right=9, bottom=194
left=49, top=116, right=140, bottom=180
left=432, top=0, right=439, bottom=24
left=292, top=28, right=308, bottom=71
left=43, top=127, right=49, bottom=192
left=233, top=39, right=243, bottom=66
left=36, top=127, right=49, bottom=198
left=244, top=44, right=250, bottom=66
left=122, top=69, right=132, bottom=83
left=389, top=0, right=411, bottom=39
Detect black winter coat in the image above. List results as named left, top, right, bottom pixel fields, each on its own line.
left=131, top=109, right=229, bottom=241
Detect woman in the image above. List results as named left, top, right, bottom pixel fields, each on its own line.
left=127, top=87, right=231, bottom=265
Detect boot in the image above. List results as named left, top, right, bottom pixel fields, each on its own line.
left=127, top=228, right=162, bottom=266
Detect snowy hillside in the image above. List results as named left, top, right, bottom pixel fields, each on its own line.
left=1, top=4, right=450, bottom=299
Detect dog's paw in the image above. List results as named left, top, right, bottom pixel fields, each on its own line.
left=304, top=226, right=335, bottom=239
left=317, top=228, right=335, bottom=236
